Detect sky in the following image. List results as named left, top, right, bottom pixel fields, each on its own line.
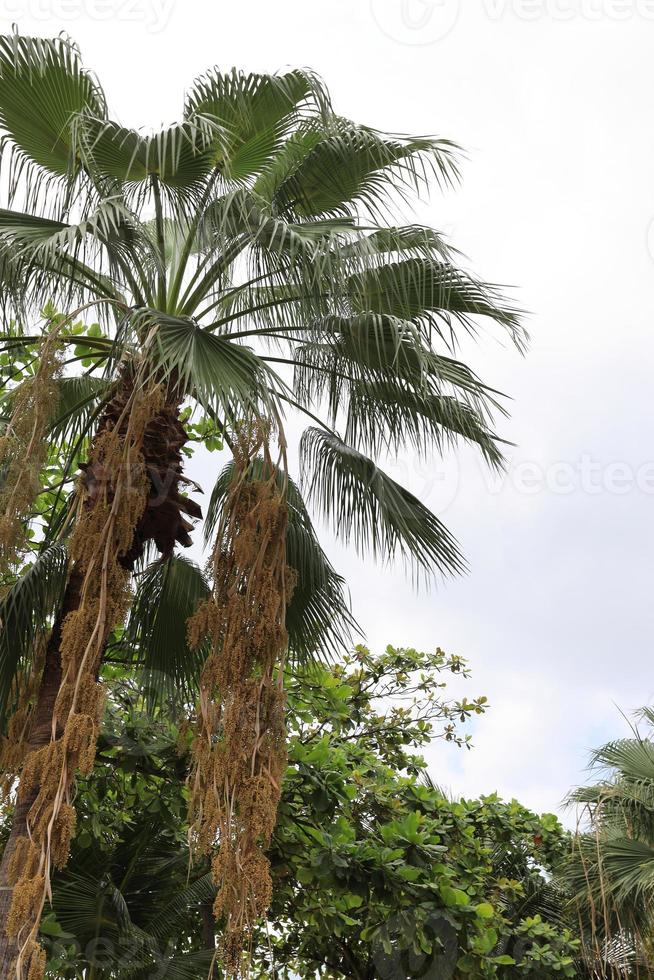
left=4, top=0, right=654, bottom=819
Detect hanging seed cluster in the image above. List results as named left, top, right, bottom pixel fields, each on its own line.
left=188, top=442, right=295, bottom=978
left=0, top=333, right=62, bottom=811
left=0, top=334, right=62, bottom=587
left=0, top=640, right=46, bottom=800
left=5, top=382, right=164, bottom=980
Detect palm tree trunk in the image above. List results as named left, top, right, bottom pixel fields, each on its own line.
left=0, top=565, right=84, bottom=975
left=0, top=381, right=201, bottom=969
left=200, top=902, right=216, bottom=950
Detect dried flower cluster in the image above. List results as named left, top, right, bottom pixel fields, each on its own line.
left=188, top=437, right=294, bottom=978
left=5, top=381, right=164, bottom=980
left=0, top=332, right=62, bottom=586
left=0, top=332, right=62, bottom=804
left=0, top=641, right=46, bottom=800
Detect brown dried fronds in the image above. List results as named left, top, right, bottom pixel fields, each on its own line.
left=187, top=597, right=219, bottom=651
left=12, top=937, right=48, bottom=980
left=0, top=639, right=47, bottom=796
left=188, top=436, right=293, bottom=977
left=18, top=742, right=64, bottom=805
left=9, top=673, right=42, bottom=742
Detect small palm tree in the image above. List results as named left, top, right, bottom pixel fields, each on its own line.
left=567, top=710, right=654, bottom=977
left=0, top=31, right=523, bottom=977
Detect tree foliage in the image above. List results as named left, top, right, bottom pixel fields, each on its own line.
left=0, top=646, right=583, bottom=979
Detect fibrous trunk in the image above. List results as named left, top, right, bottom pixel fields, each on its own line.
left=0, top=369, right=201, bottom=978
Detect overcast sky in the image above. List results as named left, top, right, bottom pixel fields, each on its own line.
left=5, top=0, right=654, bottom=819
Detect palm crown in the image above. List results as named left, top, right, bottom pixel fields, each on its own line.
left=566, top=711, right=654, bottom=973
left=0, top=31, right=526, bottom=708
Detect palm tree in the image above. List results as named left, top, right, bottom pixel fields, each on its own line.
left=566, top=709, right=654, bottom=977
left=0, top=30, right=523, bottom=977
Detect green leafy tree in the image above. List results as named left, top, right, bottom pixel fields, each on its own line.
left=0, top=30, right=523, bottom=975
left=10, top=646, right=582, bottom=979
left=260, top=645, right=578, bottom=979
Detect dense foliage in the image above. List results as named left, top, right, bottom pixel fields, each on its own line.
left=0, top=645, right=583, bottom=979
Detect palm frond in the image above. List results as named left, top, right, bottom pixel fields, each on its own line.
left=589, top=738, right=654, bottom=784
left=147, top=873, right=215, bottom=941
left=340, top=224, right=457, bottom=262
left=344, top=379, right=506, bottom=466
left=293, top=313, right=505, bottom=427
left=0, top=543, right=69, bottom=728
left=300, top=428, right=465, bottom=581
left=349, top=256, right=525, bottom=348
left=47, top=375, right=113, bottom=444
left=600, top=838, right=654, bottom=903
left=119, top=555, right=210, bottom=705
left=0, top=32, right=105, bottom=203
left=273, top=121, right=460, bottom=219
left=184, top=67, right=329, bottom=182
left=81, top=116, right=218, bottom=198
left=134, top=309, right=285, bottom=419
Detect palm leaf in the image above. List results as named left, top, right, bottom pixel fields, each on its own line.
left=0, top=32, right=105, bottom=189
left=0, top=205, right=130, bottom=311
left=349, top=256, right=524, bottom=346
left=0, top=543, right=69, bottom=728
left=344, top=379, right=506, bottom=466
left=590, top=738, right=654, bottom=784
left=133, top=309, right=284, bottom=419
left=273, top=122, right=460, bottom=219
left=184, top=68, right=328, bottom=181
left=293, top=314, right=505, bottom=418
left=81, top=116, right=217, bottom=194
left=47, top=375, right=113, bottom=443
left=601, top=838, right=654, bottom=903
left=119, top=555, right=210, bottom=705
left=147, top=873, right=215, bottom=941
left=300, top=428, right=466, bottom=581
